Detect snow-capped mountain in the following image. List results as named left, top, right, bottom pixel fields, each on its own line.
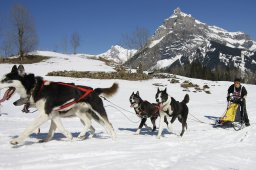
left=125, top=8, right=256, bottom=73
left=97, top=45, right=137, bottom=64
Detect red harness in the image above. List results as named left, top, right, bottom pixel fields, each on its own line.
left=136, top=100, right=160, bottom=118
left=38, top=81, right=93, bottom=111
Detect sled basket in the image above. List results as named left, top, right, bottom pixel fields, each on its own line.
left=220, top=103, right=239, bottom=123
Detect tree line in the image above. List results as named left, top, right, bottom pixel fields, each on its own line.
left=167, top=59, right=256, bottom=84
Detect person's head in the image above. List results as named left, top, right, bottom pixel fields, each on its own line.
left=234, top=78, right=241, bottom=88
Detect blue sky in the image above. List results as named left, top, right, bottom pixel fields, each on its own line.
left=1, top=0, right=255, bottom=54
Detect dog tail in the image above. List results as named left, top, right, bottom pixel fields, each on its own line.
left=182, top=94, right=189, bottom=104
left=94, top=83, right=119, bottom=97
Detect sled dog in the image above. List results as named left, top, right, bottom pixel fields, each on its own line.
left=155, top=88, right=189, bottom=138
left=130, top=91, right=169, bottom=134
left=0, top=65, right=118, bottom=145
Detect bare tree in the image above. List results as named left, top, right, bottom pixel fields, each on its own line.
left=70, top=32, right=80, bottom=54
left=11, top=4, right=38, bottom=60
left=121, top=26, right=150, bottom=50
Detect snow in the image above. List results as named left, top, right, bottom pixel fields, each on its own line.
left=249, top=43, right=256, bottom=51
left=0, top=51, right=115, bottom=77
left=149, top=36, right=165, bottom=48
left=96, top=45, right=137, bottom=64
left=1, top=51, right=256, bottom=170
left=151, top=54, right=182, bottom=70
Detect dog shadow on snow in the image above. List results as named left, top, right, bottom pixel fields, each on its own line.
left=118, top=127, right=179, bottom=137
left=9, top=131, right=108, bottom=148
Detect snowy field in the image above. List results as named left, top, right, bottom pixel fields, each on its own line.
left=0, top=52, right=255, bottom=170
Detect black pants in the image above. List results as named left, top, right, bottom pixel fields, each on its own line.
left=240, top=99, right=250, bottom=124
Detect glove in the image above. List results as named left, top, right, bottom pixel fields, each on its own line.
left=239, top=98, right=244, bottom=104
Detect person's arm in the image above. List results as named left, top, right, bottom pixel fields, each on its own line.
left=241, top=86, right=247, bottom=99
left=227, top=85, right=233, bottom=101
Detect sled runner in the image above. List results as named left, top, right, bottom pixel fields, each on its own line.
left=214, top=96, right=245, bottom=131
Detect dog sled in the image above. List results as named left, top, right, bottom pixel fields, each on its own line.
left=214, top=95, right=245, bottom=131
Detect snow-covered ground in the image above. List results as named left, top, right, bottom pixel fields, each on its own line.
left=0, top=52, right=255, bottom=170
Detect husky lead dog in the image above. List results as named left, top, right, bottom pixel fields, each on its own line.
left=155, top=88, right=189, bottom=138
left=0, top=65, right=118, bottom=145
left=129, top=91, right=169, bottom=135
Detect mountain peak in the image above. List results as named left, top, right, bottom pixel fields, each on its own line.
left=126, top=8, right=256, bottom=77
left=172, top=7, right=192, bottom=18
left=174, top=7, right=181, bottom=14
left=97, top=45, right=137, bottom=64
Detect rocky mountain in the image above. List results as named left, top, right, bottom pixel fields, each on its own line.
left=97, top=45, right=137, bottom=64
left=125, top=8, right=256, bottom=75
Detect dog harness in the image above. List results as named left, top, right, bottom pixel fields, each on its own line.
left=38, top=81, right=93, bottom=111
left=135, top=101, right=160, bottom=118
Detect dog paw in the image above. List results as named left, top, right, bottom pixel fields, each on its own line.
left=135, top=129, right=141, bottom=135
left=65, top=133, right=73, bottom=140
left=77, top=135, right=86, bottom=141
left=156, top=136, right=161, bottom=139
left=35, top=128, right=40, bottom=134
left=10, top=140, right=19, bottom=145
left=38, top=138, right=48, bottom=143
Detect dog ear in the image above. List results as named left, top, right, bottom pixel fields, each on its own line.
left=11, top=65, right=18, bottom=73
left=157, top=87, right=160, bottom=92
left=132, top=92, right=134, bottom=95
left=136, top=91, right=139, bottom=96
left=164, top=88, right=167, bottom=93
left=18, top=65, right=25, bottom=76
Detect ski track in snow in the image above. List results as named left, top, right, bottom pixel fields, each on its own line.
left=0, top=51, right=256, bottom=170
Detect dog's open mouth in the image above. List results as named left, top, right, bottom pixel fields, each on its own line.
left=0, top=87, right=16, bottom=103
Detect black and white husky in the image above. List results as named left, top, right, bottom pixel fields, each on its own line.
left=0, top=65, right=118, bottom=145
left=155, top=88, right=189, bottom=138
left=129, top=91, right=169, bottom=135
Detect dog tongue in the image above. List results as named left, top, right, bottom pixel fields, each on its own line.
left=0, top=87, right=15, bottom=103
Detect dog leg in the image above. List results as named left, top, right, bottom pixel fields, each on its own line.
left=52, top=117, right=73, bottom=140
left=170, top=114, right=179, bottom=124
left=89, top=126, right=95, bottom=135
left=39, top=120, right=56, bottom=143
left=157, top=112, right=166, bottom=139
left=163, top=116, right=173, bottom=132
left=180, top=121, right=186, bottom=137
left=164, top=116, right=169, bottom=126
left=180, top=119, right=187, bottom=137
left=150, top=117, right=157, bottom=132
left=77, top=113, right=92, bottom=140
left=90, top=107, right=116, bottom=139
left=135, top=118, right=147, bottom=135
left=10, top=113, right=49, bottom=145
